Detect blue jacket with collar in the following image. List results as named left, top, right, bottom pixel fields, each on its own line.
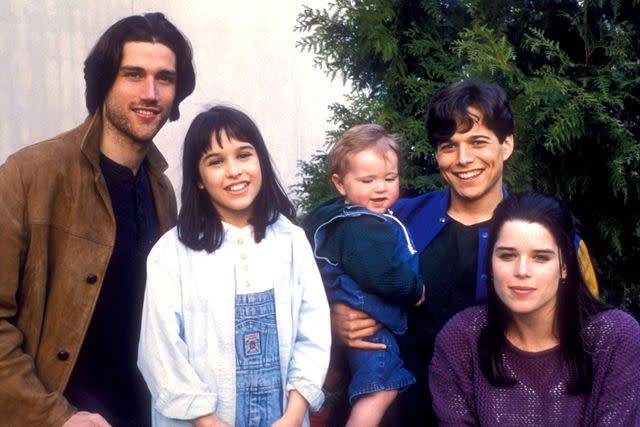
left=392, top=189, right=500, bottom=303
left=301, top=198, right=423, bottom=334
left=392, top=188, right=599, bottom=305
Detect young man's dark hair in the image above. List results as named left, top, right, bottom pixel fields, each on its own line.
left=425, top=80, right=514, bottom=147
left=84, top=12, right=196, bottom=121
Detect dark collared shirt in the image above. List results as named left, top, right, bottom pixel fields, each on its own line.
left=67, top=154, right=160, bottom=426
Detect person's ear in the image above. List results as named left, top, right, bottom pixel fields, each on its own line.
left=558, top=252, right=568, bottom=282
left=502, top=134, right=514, bottom=161
left=196, top=182, right=204, bottom=190
left=331, top=174, right=347, bottom=196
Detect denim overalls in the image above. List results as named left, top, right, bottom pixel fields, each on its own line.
left=234, top=289, right=283, bottom=426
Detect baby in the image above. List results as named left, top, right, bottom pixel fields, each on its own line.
left=302, top=124, right=424, bottom=427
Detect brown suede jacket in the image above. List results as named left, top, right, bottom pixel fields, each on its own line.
left=0, top=113, right=177, bottom=427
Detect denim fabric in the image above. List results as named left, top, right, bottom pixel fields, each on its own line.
left=323, top=265, right=409, bottom=335
left=305, top=203, right=420, bottom=405
left=139, top=218, right=330, bottom=426
left=346, top=327, right=415, bottom=403
left=312, top=205, right=418, bottom=334
left=235, top=289, right=283, bottom=427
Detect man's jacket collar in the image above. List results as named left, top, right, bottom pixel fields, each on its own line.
left=79, top=111, right=169, bottom=175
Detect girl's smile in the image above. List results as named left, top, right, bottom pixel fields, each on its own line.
left=226, top=182, right=249, bottom=192
left=197, top=130, right=262, bottom=227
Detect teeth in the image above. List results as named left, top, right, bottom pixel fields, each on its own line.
left=135, top=110, right=157, bottom=116
left=456, top=170, right=482, bottom=179
left=227, top=183, right=247, bottom=191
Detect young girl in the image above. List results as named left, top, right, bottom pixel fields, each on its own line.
left=138, top=105, right=331, bottom=427
left=429, top=192, right=640, bottom=425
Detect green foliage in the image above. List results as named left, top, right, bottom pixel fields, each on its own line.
left=295, top=0, right=640, bottom=316
left=291, top=151, right=333, bottom=215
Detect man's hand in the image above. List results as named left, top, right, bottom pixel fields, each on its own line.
left=63, top=412, right=111, bottom=427
left=331, top=302, right=385, bottom=349
left=415, top=285, right=426, bottom=307
left=191, top=413, right=232, bottom=427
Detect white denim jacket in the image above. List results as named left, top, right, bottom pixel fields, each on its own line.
left=138, top=216, right=331, bottom=426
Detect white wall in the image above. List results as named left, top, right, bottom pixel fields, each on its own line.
left=0, top=0, right=346, bottom=198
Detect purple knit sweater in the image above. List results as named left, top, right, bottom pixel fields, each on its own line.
left=429, top=306, right=640, bottom=426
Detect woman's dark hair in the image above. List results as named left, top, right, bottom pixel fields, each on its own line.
left=84, top=12, right=196, bottom=121
left=478, top=192, right=607, bottom=394
left=178, top=105, right=296, bottom=252
left=425, top=80, right=514, bottom=148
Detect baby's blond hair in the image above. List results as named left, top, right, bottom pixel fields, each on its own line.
left=328, top=124, right=401, bottom=185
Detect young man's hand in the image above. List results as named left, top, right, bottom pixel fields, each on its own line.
left=331, top=302, right=385, bottom=349
left=415, top=285, right=426, bottom=306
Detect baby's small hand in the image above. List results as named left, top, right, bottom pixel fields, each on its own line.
left=415, top=285, right=426, bottom=306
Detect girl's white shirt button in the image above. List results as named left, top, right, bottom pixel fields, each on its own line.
left=222, top=222, right=271, bottom=295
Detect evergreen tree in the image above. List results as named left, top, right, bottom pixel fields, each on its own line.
left=294, top=0, right=640, bottom=316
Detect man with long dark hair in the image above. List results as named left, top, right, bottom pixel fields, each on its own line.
left=0, top=13, right=195, bottom=426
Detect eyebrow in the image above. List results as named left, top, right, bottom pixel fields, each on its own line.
left=119, top=65, right=145, bottom=73
left=157, top=69, right=177, bottom=78
left=438, top=135, right=490, bottom=147
left=201, top=152, right=220, bottom=161
left=437, top=139, right=455, bottom=145
left=201, top=144, right=256, bottom=160
left=458, top=135, right=493, bottom=144
left=532, top=249, right=557, bottom=255
left=119, top=65, right=177, bottom=76
left=494, top=246, right=557, bottom=255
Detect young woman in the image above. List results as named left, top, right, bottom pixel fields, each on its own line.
left=429, top=192, right=640, bottom=426
left=138, top=105, right=331, bottom=427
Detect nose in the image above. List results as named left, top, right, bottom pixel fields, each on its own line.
left=514, top=257, right=531, bottom=278
left=225, top=158, right=241, bottom=177
left=374, top=180, right=386, bottom=192
left=141, top=77, right=159, bottom=102
left=457, top=143, right=474, bottom=165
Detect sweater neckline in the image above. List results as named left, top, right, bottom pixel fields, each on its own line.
left=504, top=338, right=560, bottom=359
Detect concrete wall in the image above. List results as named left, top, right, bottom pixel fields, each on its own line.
left=1, top=0, right=345, bottom=199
